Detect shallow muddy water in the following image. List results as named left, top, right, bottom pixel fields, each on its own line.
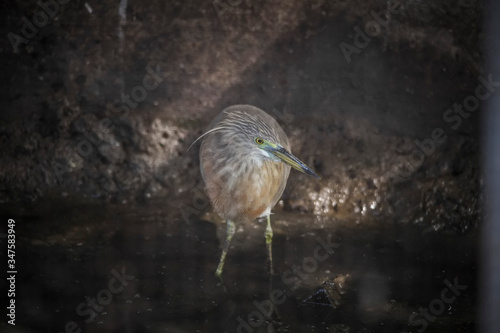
left=0, top=199, right=477, bottom=332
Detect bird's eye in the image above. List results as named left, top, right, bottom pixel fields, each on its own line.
left=255, top=137, right=264, bottom=145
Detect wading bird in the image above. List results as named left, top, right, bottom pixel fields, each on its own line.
left=196, top=105, right=320, bottom=277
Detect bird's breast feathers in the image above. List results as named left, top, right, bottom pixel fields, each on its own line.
left=206, top=158, right=287, bottom=222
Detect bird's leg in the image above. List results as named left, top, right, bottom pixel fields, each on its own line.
left=265, top=214, right=282, bottom=326
left=216, top=219, right=236, bottom=278
left=265, top=214, right=274, bottom=276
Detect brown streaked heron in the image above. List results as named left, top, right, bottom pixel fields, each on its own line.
left=196, top=104, right=320, bottom=278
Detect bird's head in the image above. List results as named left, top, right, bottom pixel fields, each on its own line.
left=193, top=107, right=320, bottom=179
left=252, top=136, right=320, bottom=179
left=227, top=110, right=320, bottom=179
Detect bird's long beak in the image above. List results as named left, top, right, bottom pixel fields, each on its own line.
left=269, top=146, right=320, bottom=179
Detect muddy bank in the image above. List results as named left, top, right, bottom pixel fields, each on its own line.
left=0, top=0, right=484, bottom=231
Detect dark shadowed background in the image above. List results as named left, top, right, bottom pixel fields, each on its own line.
left=0, top=0, right=488, bottom=332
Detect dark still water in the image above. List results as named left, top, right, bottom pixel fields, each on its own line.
left=0, top=199, right=476, bottom=332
